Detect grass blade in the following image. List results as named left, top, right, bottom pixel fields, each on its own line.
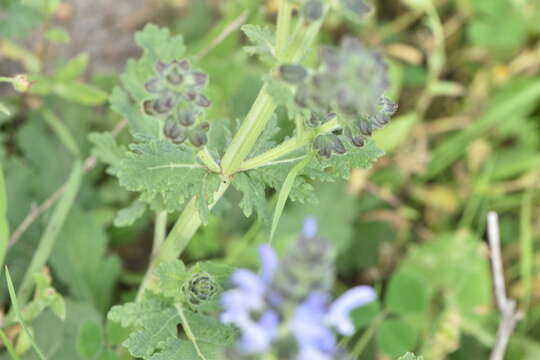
left=0, top=328, right=20, bottom=360
left=42, top=109, right=80, bottom=157
left=0, top=165, right=9, bottom=270
left=269, top=156, right=311, bottom=242
left=425, top=80, right=540, bottom=179
left=15, top=161, right=83, bottom=308
left=5, top=268, right=46, bottom=360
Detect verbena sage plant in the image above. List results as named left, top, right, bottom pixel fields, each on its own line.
left=96, top=0, right=397, bottom=358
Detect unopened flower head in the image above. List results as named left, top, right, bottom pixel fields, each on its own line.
left=295, top=37, right=398, bottom=156
left=142, top=59, right=211, bottom=147
left=220, top=217, right=376, bottom=359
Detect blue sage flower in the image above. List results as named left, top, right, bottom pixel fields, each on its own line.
left=220, top=217, right=376, bottom=359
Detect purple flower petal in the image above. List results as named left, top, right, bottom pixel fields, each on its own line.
left=258, top=244, right=278, bottom=284
left=302, top=216, right=318, bottom=239
left=232, top=269, right=265, bottom=297
left=297, top=347, right=333, bottom=360
left=327, top=286, right=376, bottom=335
left=293, top=292, right=336, bottom=353
left=237, top=314, right=278, bottom=354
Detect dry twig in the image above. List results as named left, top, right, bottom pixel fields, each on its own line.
left=487, top=212, right=524, bottom=360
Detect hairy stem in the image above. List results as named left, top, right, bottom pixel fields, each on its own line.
left=240, top=118, right=339, bottom=171
left=275, top=0, right=292, bottom=61
left=137, top=179, right=230, bottom=299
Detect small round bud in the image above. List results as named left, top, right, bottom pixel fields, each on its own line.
left=155, top=61, right=169, bottom=74
left=192, top=72, right=208, bottom=88
left=279, top=64, right=308, bottom=84
left=143, top=99, right=156, bottom=116
left=164, top=117, right=182, bottom=139
left=357, top=120, right=373, bottom=136
left=166, top=70, right=184, bottom=86
left=152, top=96, right=174, bottom=114
left=195, top=94, right=211, bottom=108
left=178, top=59, right=191, bottom=71
left=12, top=74, right=32, bottom=92
left=178, top=110, right=195, bottom=127
left=189, top=130, right=208, bottom=147
left=144, top=78, right=163, bottom=93
left=184, top=90, right=198, bottom=102
left=302, top=0, right=324, bottom=21
left=313, top=135, right=333, bottom=158
left=333, top=137, right=347, bottom=154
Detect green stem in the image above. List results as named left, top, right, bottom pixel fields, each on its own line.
left=137, top=179, right=230, bottom=299
left=351, top=311, right=387, bottom=358
left=240, top=118, right=339, bottom=171
left=197, top=147, right=221, bottom=173
left=220, top=88, right=276, bottom=175
left=152, top=211, right=167, bottom=256
left=275, top=0, right=293, bottom=61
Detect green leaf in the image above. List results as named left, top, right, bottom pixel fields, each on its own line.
left=117, top=138, right=220, bottom=216
left=232, top=172, right=269, bottom=219
left=54, top=82, right=108, bottom=105
left=0, top=3, right=42, bottom=40
left=109, top=87, right=158, bottom=137
left=5, top=268, right=47, bottom=360
left=21, top=271, right=66, bottom=322
left=108, top=296, right=169, bottom=328
left=385, top=271, right=429, bottom=314
left=0, top=165, right=8, bottom=270
left=397, top=352, right=425, bottom=360
left=50, top=206, right=121, bottom=313
left=156, top=260, right=188, bottom=299
left=377, top=318, right=418, bottom=358
left=114, top=199, right=147, bottom=227
left=77, top=321, right=104, bottom=358
left=55, top=53, right=89, bottom=82
left=241, top=24, right=275, bottom=64
left=314, top=138, right=385, bottom=179
left=89, top=132, right=126, bottom=175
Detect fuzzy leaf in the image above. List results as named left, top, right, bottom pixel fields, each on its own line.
left=89, top=132, right=126, bottom=175
left=156, top=260, right=188, bottom=300
left=241, top=24, right=275, bottom=64
left=108, top=296, right=169, bottom=328
left=117, top=138, right=220, bottom=217
left=232, top=172, right=269, bottom=219
left=114, top=199, right=147, bottom=227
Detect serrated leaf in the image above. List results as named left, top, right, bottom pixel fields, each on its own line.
left=89, top=132, right=126, bottom=175
left=156, top=259, right=188, bottom=299
left=117, top=138, right=220, bottom=214
left=232, top=172, right=269, bottom=219
left=314, top=138, right=384, bottom=179
left=241, top=24, right=275, bottom=64
left=123, top=307, right=180, bottom=358
left=108, top=296, right=169, bottom=328
left=114, top=199, right=147, bottom=227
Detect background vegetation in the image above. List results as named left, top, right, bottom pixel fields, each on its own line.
left=1, top=0, right=540, bottom=358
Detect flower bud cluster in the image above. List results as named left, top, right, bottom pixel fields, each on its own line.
left=294, top=37, right=397, bottom=157
left=142, top=59, right=211, bottom=147
left=291, top=0, right=325, bottom=22
left=220, top=218, right=376, bottom=359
